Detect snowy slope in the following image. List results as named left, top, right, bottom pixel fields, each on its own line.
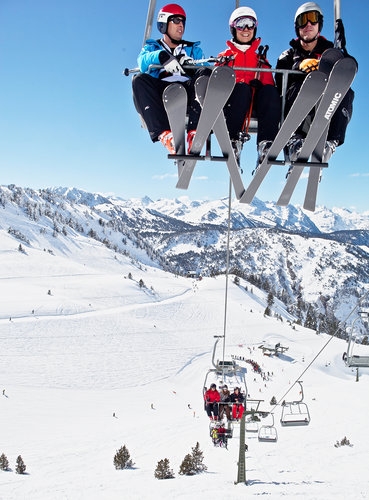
left=1, top=225, right=369, bottom=500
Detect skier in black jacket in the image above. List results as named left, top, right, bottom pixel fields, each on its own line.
left=275, top=2, right=354, bottom=163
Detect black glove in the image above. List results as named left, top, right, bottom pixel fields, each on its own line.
left=334, top=19, right=347, bottom=53
left=249, top=79, right=263, bottom=90
left=216, top=55, right=235, bottom=66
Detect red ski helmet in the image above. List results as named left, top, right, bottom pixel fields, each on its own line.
left=157, top=4, right=186, bottom=34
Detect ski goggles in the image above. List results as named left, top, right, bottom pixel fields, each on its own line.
left=169, top=16, right=186, bottom=26
left=296, top=11, right=320, bottom=29
left=232, top=16, right=257, bottom=31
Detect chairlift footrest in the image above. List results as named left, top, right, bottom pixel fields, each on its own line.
left=169, top=154, right=228, bottom=162
left=290, top=161, right=328, bottom=169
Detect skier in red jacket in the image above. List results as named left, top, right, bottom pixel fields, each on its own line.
left=216, top=6, right=281, bottom=168
left=204, top=383, right=221, bottom=420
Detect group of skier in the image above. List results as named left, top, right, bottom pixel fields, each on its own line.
left=203, top=383, right=245, bottom=422
left=132, top=2, right=354, bottom=174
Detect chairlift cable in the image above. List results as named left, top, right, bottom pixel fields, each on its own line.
left=270, top=289, right=369, bottom=413
left=221, top=179, right=233, bottom=378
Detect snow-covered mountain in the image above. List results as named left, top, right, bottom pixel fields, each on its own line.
left=1, top=184, right=368, bottom=334
left=1, top=193, right=369, bottom=499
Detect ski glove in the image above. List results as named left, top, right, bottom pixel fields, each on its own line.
left=299, top=58, right=319, bottom=73
left=216, top=55, right=235, bottom=66
left=159, top=51, right=185, bottom=75
left=334, top=19, right=347, bottom=54
left=249, top=79, right=263, bottom=90
left=179, top=55, right=195, bottom=66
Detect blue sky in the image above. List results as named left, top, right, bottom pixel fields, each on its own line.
left=1, top=0, right=368, bottom=212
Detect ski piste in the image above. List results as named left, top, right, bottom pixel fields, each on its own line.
left=277, top=55, right=357, bottom=207
left=239, top=70, right=328, bottom=204
left=175, top=66, right=236, bottom=190
left=162, top=83, right=187, bottom=176
left=194, top=75, right=245, bottom=200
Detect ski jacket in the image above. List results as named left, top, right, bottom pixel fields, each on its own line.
left=216, top=38, right=275, bottom=86
left=137, top=38, right=205, bottom=79
left=275, top=36, right=333, bottom=94
left=230, top=390, right=244, bottom=404
left=220, top=389, right=231, bottom=403
left=204, top=388, right=221, bottom=404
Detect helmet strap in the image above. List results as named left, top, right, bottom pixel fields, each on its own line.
left=299, top=31, right=320, bottom=43
left=167, top=34, right=182, bottom=45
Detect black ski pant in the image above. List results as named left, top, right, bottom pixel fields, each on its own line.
left=223, top=82, right=281, bottom=144
left=132, top=68, right=210, bottom=143
left=285, top=82, right=354, bottom=145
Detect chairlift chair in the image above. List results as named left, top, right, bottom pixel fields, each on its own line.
left=280, top=380, right=311, bottom=426
left=280, top=401, right=311, bottom=426
left=245, top=416, right=259, bottom=432
left=258, top=413, right=278, bottom=442
left=345, top=304, right=369, bottom=368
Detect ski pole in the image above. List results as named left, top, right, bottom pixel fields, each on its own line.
left=123, top=57, right=218, bottom=77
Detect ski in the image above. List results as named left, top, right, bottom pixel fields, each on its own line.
left=194, top=75, right=245, bottom=200
left=176, top=66, right=236, bottom=190
left=239, top=70, right=328, bottom=204
left=277, top=56, right=357, bottom=207
left=302, top=48, right=345, bottom=211
left=162, top=83, right=187, bottom=176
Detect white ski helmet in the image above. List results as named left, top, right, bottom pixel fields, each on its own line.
left=229, top=6, right=258, bottom=39
left=294, top=2, right=323, bottom=36
left=157, top=3, right=186, bottom=34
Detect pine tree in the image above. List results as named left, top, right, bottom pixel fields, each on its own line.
left=113, top=445, right=134, bottom=470
left=154, top=458, right=174, bottom=479
left=15, top=455, right=26, bottom=474
left=0, top=453, right=9, bottom=471
left=178, top=453, right=195, bottom=476
left=190, top=442, right=207, bottom=474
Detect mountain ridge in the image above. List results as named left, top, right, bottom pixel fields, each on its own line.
left=1, top=184, right=368, bottom=335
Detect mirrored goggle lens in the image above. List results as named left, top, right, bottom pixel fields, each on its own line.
left=296, top=11, right=320, bottom=28
left=170, top=16, right=186, bottom=26
left=233, top=16, right=257, bottom=31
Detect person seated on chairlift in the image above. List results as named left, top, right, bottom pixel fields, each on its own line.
left=204, top=383, right=220, bottom=420
left=219, top=384, right=232, bottom=420
left=230, top=386, right=245, bottom=420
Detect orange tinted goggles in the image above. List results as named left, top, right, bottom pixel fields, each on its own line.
left=296, top=11, right=320, bottom=29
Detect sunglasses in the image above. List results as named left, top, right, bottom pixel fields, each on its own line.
left=296, top=11, right=320, bottom=29
left=232, top=16, right=257, bottom=31
left=170, top=16, right=186, bottom=26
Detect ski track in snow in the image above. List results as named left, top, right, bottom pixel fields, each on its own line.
left=1, top=241, right=369, bottom=499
